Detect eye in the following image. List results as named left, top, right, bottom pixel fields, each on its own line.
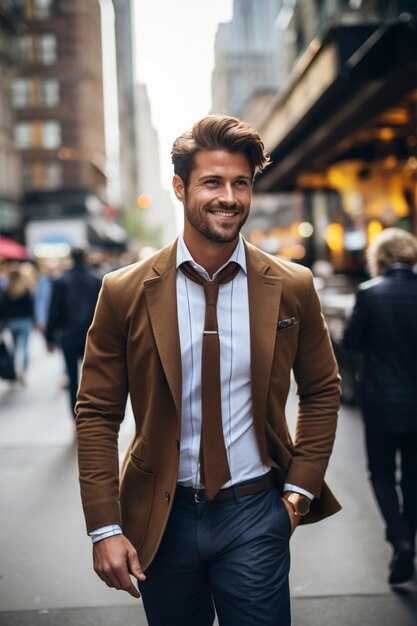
left=235, top=179, right=249, bottom=188
left=205, top=179, right=220, bottom=187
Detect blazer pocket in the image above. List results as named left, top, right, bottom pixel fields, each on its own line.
left=277, top=317, right=297, bottom=330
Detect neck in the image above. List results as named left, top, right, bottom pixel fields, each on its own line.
left=183, top=234, right=239, bottom=278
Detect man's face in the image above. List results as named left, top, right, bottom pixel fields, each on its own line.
left=173, top=150, right=252, bottom=245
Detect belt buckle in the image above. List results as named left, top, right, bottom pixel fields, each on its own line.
left=194, top=489, right=205, bottom=503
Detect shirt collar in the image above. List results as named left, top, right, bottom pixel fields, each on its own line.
left=176, top=233, right=247, bottom=280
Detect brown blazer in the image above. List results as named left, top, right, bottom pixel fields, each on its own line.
left=76, top=239, right=341, bottom=572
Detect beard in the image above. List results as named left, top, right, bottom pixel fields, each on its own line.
left=184, top=200, right=249, bottom=244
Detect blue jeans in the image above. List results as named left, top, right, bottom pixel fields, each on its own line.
left=138, top=483, right=292, bottom=626
left=7, top=317, right=32, bottom=376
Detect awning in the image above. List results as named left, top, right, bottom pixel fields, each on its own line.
left=87, top=216, right=127, bottom=248
left=0, top=236, right=28, bottom=261
left=255, top=16, right=417, bottom=192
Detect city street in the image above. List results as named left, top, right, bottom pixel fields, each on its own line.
left=0, top=330, right=416, bottom=626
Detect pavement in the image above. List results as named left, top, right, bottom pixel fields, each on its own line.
left=0, top=331, right=416, bottom=626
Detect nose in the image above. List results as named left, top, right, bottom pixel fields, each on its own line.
left=218, top=183, right=236, bottom=207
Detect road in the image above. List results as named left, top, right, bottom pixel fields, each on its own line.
left=0, top=330, right=416, bottom=625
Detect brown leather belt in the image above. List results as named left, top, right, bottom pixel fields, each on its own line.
left=175, top=472, right=273, bottom=503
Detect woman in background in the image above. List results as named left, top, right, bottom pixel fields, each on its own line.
left=0, top=268, right=34, bottom=385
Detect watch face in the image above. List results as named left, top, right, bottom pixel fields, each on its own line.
left=296, top=497, right=310, bottom=515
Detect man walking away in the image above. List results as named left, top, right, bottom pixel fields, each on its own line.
left=46, top=246, right=102, bottom=415
left=343, top=228, right=417, bottom=585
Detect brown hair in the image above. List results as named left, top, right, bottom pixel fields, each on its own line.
left=367, top=228, right=417, bottom=277
left=5, top=269, right=27, bottom=299
left=171, top=115, right=271, bottom=187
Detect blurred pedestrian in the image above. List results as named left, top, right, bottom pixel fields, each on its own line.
left=343, top=227, right=417, bottom=585
left=46, top=246, right=102, bottom=416
left=34, top=258, right=61, bottom=332
left=76, top=115, right=341, bottom=626
left=0, top=268, right=34, bottom=385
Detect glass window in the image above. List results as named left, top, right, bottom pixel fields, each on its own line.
left=12, top=78, right=34, bottom=108
left=41, top=79, right=59, bottom=107
left=36, top=34, right=57, bottom=64
left=25, top=0, right=53, bottom=19
left=21, top=160, right=62, bottom=190
left=16, top=35, right=34, bottom=62
left=34, top=0, right=53, bottom=19
left=15, top=122, right=33, bottom=149
left=43, top=162, right=62, bottom=188
left=21, top=161, right=33, bottom=189
left=41, top=121, right=61, bottom=148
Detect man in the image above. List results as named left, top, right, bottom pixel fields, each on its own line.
left=46, top=245, right=102, bottom=414
left=76, top=116, right=341, bottom=626
left=343, top=228, right=417, bottom=586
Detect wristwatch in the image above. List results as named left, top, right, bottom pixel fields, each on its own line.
left=283, top=491, right=311, bottom=516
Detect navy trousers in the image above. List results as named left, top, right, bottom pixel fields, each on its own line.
left=138, top=483, right=292, bottom=626
left=365, top=429, right=417, bottom=549
left=62, top=339, right=85, bottom=416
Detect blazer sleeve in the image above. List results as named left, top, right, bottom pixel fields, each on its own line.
left=76, top=274, right=129, bottom=533
left=287, top=272, right=341, bottom=497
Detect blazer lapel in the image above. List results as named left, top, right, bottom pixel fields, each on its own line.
left=143, top=240, right=182, bottom=419
left=245, top=241, right=283, bottom=459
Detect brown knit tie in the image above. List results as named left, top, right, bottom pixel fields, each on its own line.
left=180, top=261, right=240, bottom=500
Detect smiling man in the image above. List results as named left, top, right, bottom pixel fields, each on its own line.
left=76, top=115, right=341, bottom=626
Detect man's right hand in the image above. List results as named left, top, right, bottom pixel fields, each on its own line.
left=93, top=534, right=146, bottom=598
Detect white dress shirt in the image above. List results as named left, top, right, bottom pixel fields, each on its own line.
left=90, top=235, right=312, bottom=543
left=176, top=234, right=270, bottom=487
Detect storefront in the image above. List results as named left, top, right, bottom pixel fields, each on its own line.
left=251, top=16, right=417, bottom=272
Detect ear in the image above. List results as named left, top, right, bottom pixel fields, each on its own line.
left=172, top=175, right=185, bottom=202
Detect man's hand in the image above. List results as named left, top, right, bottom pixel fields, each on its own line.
left=281, top=498, right=302, bottom=534
left=93, top=534, right=146, bottom=598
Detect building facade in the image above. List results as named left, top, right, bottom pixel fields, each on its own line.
left=0, top=1, right=23, bottom=239
left=112, top=0, right=139, bottom=216
left=134, top=83, right=177, bottom=247
left=12, top=0, right=108, bottom=254
left=211, top=0, right=284, bottom=118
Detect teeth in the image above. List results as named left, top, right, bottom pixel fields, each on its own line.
left=211, top=211, right=236, bottom=217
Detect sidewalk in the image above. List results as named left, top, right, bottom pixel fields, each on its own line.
left=1, top=591, right=417, bottom=626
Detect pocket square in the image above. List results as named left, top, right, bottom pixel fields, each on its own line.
left=278, top=317, right=297, bottom=329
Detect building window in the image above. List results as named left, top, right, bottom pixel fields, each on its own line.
left=16, top=33, right=57, bottom=64
left=12, top=77, right=59, bottom=108
left=25, top=0, right=53, bottom=19
left=15, top=122, right=33, bottom=149
left=41, top=79, right=59, bottom=107
left=12, top=78, right=35, bottom=108
left=15, top=120, right=61, bottom=149
left=22, top=160, right=62, bottom=190
left=41, top=121, right=61, bottom=148
left=16, top=36, right=35, bottom=63
left=36, top=34, right=57, bottom=64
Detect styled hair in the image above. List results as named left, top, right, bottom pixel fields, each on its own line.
left=367, top=228, right=417, bottom=277
left=171, top=115, right=271, bottom=187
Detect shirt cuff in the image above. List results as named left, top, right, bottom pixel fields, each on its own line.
left=283, top=483, right=315, bottom=501
left=89, top=524, right=123, bottom=544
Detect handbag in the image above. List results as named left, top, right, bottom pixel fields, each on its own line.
left=0, top=337, right=16, bottom=380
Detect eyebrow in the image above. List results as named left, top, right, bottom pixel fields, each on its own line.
left=199, top=174, right=251, bottom=182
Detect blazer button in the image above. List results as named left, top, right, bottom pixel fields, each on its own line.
left=164, top=491, right=170, bottom=503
